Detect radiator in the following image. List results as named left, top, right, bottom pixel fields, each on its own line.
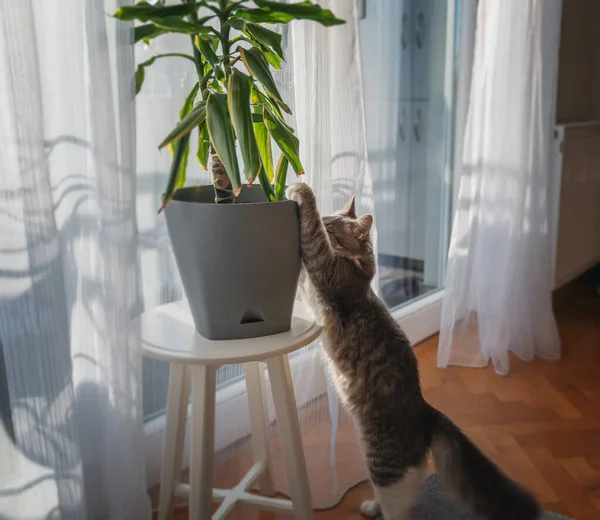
left=552, top=122, right=600, bottom=288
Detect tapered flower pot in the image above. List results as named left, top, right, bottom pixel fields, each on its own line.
left=164, top=185, right=301, bottom=340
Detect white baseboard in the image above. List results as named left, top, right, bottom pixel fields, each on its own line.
left=554, top=255, right=600, bottom=289
left=392, top=290, right=444, bottom=345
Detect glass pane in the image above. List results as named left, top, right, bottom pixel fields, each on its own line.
left=359, top=0, right=457, bottom=309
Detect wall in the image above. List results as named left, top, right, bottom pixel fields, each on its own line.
left=556, top=0, right=600, bottom=123
left=552, top=1, right=600, bottom=287
left=554, top=124, right=600, bottom=287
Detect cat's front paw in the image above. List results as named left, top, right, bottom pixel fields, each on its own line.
left=286, top=183, right=314, bottom=206
left=360, top=500, right=381, bottom=518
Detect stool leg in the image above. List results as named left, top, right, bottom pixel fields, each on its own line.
left=189, top=364, right=217, bottom=520
left=158, top=364, right=191, bottom=520
left=243, top=362, right=275, bottom=495
left=266, top=355, right=314, bottom=520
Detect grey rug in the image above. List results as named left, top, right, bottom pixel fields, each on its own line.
left=412, top=475, right=570, bottom=520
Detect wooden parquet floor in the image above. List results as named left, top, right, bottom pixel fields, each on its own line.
left=162, top=281, right=600, bottom=520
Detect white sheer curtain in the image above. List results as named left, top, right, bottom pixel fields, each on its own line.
left=289, top=1, right=377, bottom=228
left=0, top=1, right=151, bottom=519
left=438, top=0, right=562, bottom=376
left=1, top=1, right=374, bottom=518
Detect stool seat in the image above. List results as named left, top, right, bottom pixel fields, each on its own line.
left=138, top=300, right=322, bottom=365
left=137, top=300, right=322, bottom=520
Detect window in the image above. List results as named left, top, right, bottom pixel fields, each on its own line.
left=360, top=0, right=460, bottom=310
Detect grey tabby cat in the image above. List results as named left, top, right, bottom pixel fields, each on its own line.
left=286, top=183, right=541, bottom=520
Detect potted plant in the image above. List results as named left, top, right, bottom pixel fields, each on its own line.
left=114, top=1, right=343, bottom=340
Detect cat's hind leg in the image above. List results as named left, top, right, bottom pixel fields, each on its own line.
left=371, top=463, right=426, bottom=520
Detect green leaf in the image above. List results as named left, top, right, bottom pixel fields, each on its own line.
left=159, top=133, right=191, bottom=212
left=150, top=17, right=211, bottom=34
left=264, top=108, right=304, bottom=175
left=253, top=120, right=274, bottom=181
left=235, top=8, right=290, bottom=24
left=240, top=47, right=290, bottom=113
left=195, top=36, right=224, bottom=81
left=243, top=23, right=284, bottom=59
left=227, top=69, right=262, bottom=184
left=206, top=93, right=242, bottom=194
left=133, top=14, right=214, bottom=44
left=195, top=36, right=218, bottom=68
left=134, top=53, right=195, bottom=95
left=274, top=154, right=289, bottom=201
left=228, top=19, right=283, bottom=59
left=114, top=2, right=204, bottom=22
left=236, top=1, right=345, bottom=26
left=257, top=45, right=282, bottom=70
left=134, top=24, right=163, bottom=44
left=252, top=87, right=284, bottom=122
left=196, top=121, right=210, bottom=170
left=242, top=36, right=282, bottom=69
left=231, top=34, right=281, bottom=69
left=207, top=79, right=223, bottom=92
left=135, top=66, right=145, bottom=95
left=140, top=52, right=196, bottom=67
left=258, top=168, right=276, bottom=202
left=252, top=87, right=296, bottom=137
left=167, top=82, right=199, bottom=152
left=197, top=32, right=221, bottom=47
left=177, top=139, right=190, bottom=190
left=180, top=82, right=200, bottom=117
left=227, top=18, right=247, bottom=31
left=196, top=14, right=217, bottom=25
left=158, top=100, right=206, bottom=149
left=158, top=83, right=200, bottom=210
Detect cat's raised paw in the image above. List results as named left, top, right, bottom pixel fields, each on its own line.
left=286, top=183, right=313, bottom=205
left=360, top=499, right=381, bottom=518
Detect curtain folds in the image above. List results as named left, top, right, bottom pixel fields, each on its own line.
left=0, top=0, right=373, bottom=517
left=438, top=0, right=563, bottom=375
left=0, top=1, right=151, bottom=519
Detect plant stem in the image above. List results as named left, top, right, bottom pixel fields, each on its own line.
left=217, top=3, right=232, bottom=80
left=210, top=151, right=234, bottom=203
left=187, top=9, right=205, bottom=88
left=191, top=37, right=205, bottom=84
left=200, top=71, right=212, bottom=94
left=220, top=25, right=231, bottom=60
left=210, top=1, right=235, bottom=204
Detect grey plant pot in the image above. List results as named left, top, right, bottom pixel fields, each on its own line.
left=164, top=185, right=301, bottom=340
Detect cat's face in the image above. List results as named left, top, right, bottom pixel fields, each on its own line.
left=322, top=197, right=374, bottom=265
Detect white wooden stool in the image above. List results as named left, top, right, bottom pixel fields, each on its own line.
left=138, top=300, right=322, bottom=520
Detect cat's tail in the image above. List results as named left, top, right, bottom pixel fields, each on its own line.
left=428, top=406, right=541, bottom=520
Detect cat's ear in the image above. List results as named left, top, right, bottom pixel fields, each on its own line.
left=355, top=214, right=373, bottom=240
left=342, top=196, right=356, bottom=218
